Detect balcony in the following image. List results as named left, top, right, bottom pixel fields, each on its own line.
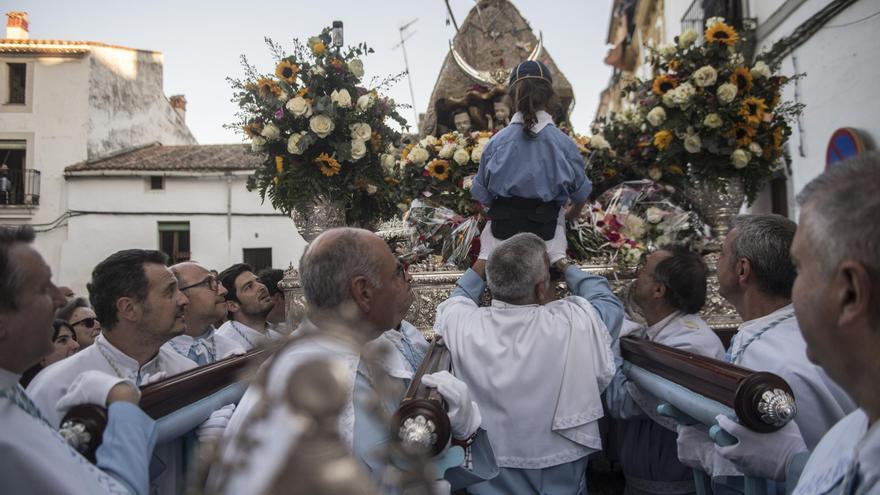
left=0, top=168, right=40, bottom=206
left=681, top=0, right=745, bottom=40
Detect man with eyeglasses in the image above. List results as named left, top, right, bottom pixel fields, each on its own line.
left=603, top=246, right=725, bottom=495
left=162, top=262, right=245, bottom=366
left=216, top=263, right=282, bottom=351
left=56, top=297, right=101, bottom=348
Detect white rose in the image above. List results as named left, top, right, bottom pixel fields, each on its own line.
left=250, top=136, right=267, bottom=151
left=438, top=143, right=455, bottom=159
left=729, top=53, right=746, bottom=67
left=287, top=132, right=306, bottom=154
left=674, top=82, right=696, bottom=106
left=286, top=96, right=312, bottom=117
left=471, top=145, right=484, bottom=163
left=348, top=59, right=365, bottom=78
left=703, top=113, right=723, bottom=128
left=309, top=65, right=326, bottom=77
left=705, top=16, right=726, bottom=28
left=622, top=215, right=647, bottom=239
left=366, top=184, right=378, bottom=195
left=331, top=89, right=352, bottom=108
left=662, top=91, right=677, bottom=107
left=309, top=114, right=335, bottom=138
left=749, top=142, right=763, bottom=157
left=357, top=93, right=376, bottom=112
left=590, top=134, right=611, bottom=150
left=655, top=235, right=672, bottom=246
left=648, top=166, right=663, bottom=181
left=684, top=133, right=702, bottom=153
left=420, top=135, right=440, bottom=148
left=751, top=61, right=772, bottom=79
left=678, top=29, right=698, bottom=48
left=658, top=43, right=677, bottom=57
left=646, top=106, right=667, bottom=127
left=260, top=122, right=281, bottom=140
left=731, top=149, right=751, bottom=169
left=350, top=139, right=367, bottom=161
left=453, top=148, right=470, bottom=165
left=624, top=247, right=643, bottom=265
left=646, top=207, right=664, bottom=224
left=380, top=153, right=397, bottom=174
left=692, top=65, right=718, bottom=88
left=349, top=122, right=372, bottom=142
left=717, top=83, right=738, bottom=104
left=462, top=175, right=474, bottom=190
left=408, top=146, right=429, bottom=165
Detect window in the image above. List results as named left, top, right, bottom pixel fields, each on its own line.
left=158, top=222, right=190, bottom=264
left=150, top=176, right=164, bottom=190
left=7, top=63, right=26, bottom=104
left=0, top=140, right=35, bottom=205
left=243, top=248, right=272, bottom=272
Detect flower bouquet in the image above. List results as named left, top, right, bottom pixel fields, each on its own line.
left=594, top=17, right=803, bottom=203
left=403, top=200, right=482, bottom=269
left=229, top=29, right=409, bottom=226
left=566, top=181, right=705, bottom=265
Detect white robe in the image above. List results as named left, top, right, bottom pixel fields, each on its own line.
left=26, top=334, right=197, bottom=495
left=215, top=320, right=283, bottom=351
left=435, top=295, right=617, bottom=469
left=162, top=327, right=245, bottom=365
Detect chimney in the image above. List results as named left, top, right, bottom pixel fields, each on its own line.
left=169, top=95, right=187, bottom=122
left=5, top=12, right=29, bottom=40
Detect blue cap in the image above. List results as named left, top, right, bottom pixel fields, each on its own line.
left=508, top=60, right=553, bottom=86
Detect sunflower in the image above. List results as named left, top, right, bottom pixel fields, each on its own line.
left=668, top=60, right=681, bottom=72
left=705, top=22, right=739, bottom=46
left=243, top=121, right=263, bottom=138
left=730, top=124, right=757, bottom=146
left=668, top=164, right=685, bottom=175
left=275, top=156, right=284, bottom=175
left=314, top=153, right=341, bottom=177
left=275, top=60, right=299, bottom=84
left=426, top=159, right=451, bottom=181
left=652, top=75, right=677, bottom=96
left=400, top=143, right=414, bottom=164
left=740, top=97, right=768, bottom=126
left=653, top=130, right=674, bottom=151
left=257, top=77, right=283, bottom=99
left=730, top=67, right=753, bottom=93
left=773, top=126, right=785, bottom=148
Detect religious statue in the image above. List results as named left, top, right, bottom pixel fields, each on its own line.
left=488, top=94, right=512, bottom=131
left=452, top=108, right=474, bottom=134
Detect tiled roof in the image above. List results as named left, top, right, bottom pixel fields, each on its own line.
left=0, top=38, right=159, bottom=55
left=65, top=143, right=263, bottom=173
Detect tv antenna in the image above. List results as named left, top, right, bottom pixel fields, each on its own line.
left=393, top=18, right=420, bottom=129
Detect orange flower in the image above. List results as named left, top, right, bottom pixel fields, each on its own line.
left=275, top=60, right=299, bottom=84
left=668, top=60, right=681, bottom=72
left=730, top=67, right=753, bottom=93
left=275, top=156, right=284, bottom=175
left=243, top=121, right=263, bottom=138
left=705, top=22, right=739, bottom=46
left=668, top=164, right=685, bottom=175
left=653, top=130, right=674, bottom=150
left=370, top=132, right=383, bottom=152
left=652, top=75, right=677, bottom=96
left=329, top=59, right=345, bottom=71
left=773, top=126, right=785, bottom=148
left=400, top=143, right=414, bottom=164
left=314, top=153, right=341, bottom=177
left=426, top=159, right=451, bottom=181
left=257, top=78, right=283, bottom=99
left=740, top=97, right=767, bottom=126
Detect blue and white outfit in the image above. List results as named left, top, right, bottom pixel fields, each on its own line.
left=434, top=265, right=623, bottom=494
left=1, top=368, right=157, bottom=495
left=790, top=408, right=880, bottom=495
left=216, top=320, right=283, bottom=352
left=471, top=110, right=592, bottom=261
left=216, top=320, right=497, bottom=494
left=605, top=313, right=725, bottom=495
left=163, top=327, right=246, bottom=366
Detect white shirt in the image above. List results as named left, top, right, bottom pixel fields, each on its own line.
left=216, top=320, right=284, bottom=351
left=162, top=327, right=246, bottom=365
left=509, top=110, right=555, bottom=134
left=435, top=295, right=616, bottom=469
left=26, top=334, right=197, bottom=495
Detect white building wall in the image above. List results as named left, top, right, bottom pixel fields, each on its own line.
left=59, top=174, right=305, bottom=295
left=750, top=0, right=880, bottom=217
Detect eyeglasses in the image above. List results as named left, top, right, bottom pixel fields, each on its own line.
left=394, top=258, right=410, bottom=278
left=69, top=317, right=98, bottom=329
left=180, top=275, right=220, bottom=292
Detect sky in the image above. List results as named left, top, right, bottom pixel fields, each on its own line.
left=10, top=0, right=615, bottom=144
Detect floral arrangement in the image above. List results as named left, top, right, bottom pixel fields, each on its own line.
left=592, top=17, right=803, bottom=203
left=566, top=181, right=705, bottom=265
left=404, top=200, right=482, bottom=269
left=390, top=130, right=494, bottom=216
left=229, top=29, right=409, bottom=226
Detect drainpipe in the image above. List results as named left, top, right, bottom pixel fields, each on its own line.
left=226, top=173, right=232, bottom=265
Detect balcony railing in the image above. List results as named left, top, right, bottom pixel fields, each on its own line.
left=0, top=168, right=40, bottom=206
left=681, top=0, right=744, bottom=41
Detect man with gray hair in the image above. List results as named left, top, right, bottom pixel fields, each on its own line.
left=676, top=214, right=855, bottom=493
left=215, top=228, right=496, bottom=494
left=708, top=154, right=880, bottom=494
left=435, top=232, right=623, bottom=494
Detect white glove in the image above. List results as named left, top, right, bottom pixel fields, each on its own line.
left=477, top=223, right=498, bottom=261
left=714, top=414, right=807, bottom=481
left=139, top=371, right=167, bottom=386
left=196, top=404, right=236, bottom=443
left=421, top=371, right=481, bottom=440
left=56, top=370, right=139, bottom=417
left=546, top=224, right=568, bottom=263
left=676, top=424, right=716, bottom=473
